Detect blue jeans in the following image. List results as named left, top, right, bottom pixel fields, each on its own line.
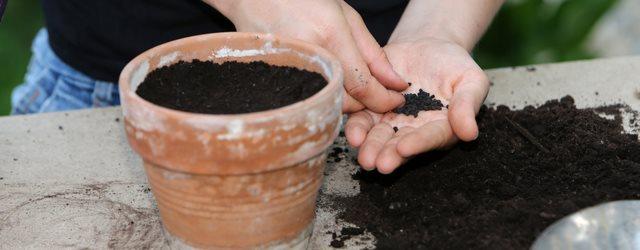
left=11, top=29, right=120, bottom=115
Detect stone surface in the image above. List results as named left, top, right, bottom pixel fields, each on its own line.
left=589, top=0, right=640, bottom=58
left=1, top=56, right=639, bottom=249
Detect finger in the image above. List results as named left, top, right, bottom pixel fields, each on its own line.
left=357, top=122, right=394, bottom=170
left=449, top=71, right=490, bottom=141
left=376, top=128, right=413, bottom=174
left=396, top=119, right=456, bottom=157
left=342, top=89, right=365, bottom=113
left=340, top=2, right=408, bottom=91
left=344, top=111, right=375, bottom=147
left=324, top=14, right=404, bottom=113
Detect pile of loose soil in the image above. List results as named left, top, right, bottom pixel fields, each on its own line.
left=394, top=89, right=444, bottom=117
left=335, top=96, right=640, bottom=249
left=136, top=60, right=327, bottom=114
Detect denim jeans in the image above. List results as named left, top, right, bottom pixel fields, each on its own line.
left=11, top=29, right=120, bottom=115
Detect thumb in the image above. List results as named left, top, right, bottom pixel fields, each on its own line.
left=323, top=17, right=404, bottom=113
left=448, top=71, right=489, bottom=141
left=340, top=2, right=408, bottom=92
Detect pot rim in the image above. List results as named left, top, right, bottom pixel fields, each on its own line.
left=119, top=32, right=343, bottom=122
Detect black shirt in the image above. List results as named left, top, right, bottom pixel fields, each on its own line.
left=42, top=0, right=408, bottom=83
left=0, top=0, right=6, bottom=21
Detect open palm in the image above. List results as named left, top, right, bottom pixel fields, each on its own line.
left=345, top=38, right=490, bottom=173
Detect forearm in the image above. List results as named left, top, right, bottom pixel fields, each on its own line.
left=389, top=0, right=504, bottom=51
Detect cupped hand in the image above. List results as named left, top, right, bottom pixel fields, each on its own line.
left=345, top=38, right=490, bottom=174
left=209, top=0, right=408, bottom=113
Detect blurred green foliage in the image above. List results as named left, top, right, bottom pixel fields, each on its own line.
left=475, top=0, right=618, bottom=68
left=0, top=0, right=42, bottom=115
left=0, top=0, right=620, bottom=115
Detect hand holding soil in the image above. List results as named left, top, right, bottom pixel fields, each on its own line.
left=345, top=39, right=489, bottom=174
left=206, top=0, right=408, bottom=113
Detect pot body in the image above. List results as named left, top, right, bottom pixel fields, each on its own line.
left=119, top=32, right=343, bottom=248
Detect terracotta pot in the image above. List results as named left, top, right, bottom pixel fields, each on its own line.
left=119, top=32, right=343, bottom=248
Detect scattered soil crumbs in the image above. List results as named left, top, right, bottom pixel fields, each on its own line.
left=329, top=226, right=366, bottom=248
left=328, top=147, right=349, bottom=163
left=336, top=96, right=640, bottom=249
left=136, top=60, right=327, bottom=114
left=394, top=89, right=444, bottom=117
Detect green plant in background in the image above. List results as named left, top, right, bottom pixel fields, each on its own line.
left=0, top=0, right=620, bottom=115
left=475, top=0, right=618, bottom=69
left=0, top=0, right=43, bottom=115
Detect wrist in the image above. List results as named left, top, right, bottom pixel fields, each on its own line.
left=390, top=28, right=474, bottom=52
left=389, top=0, right=504, bottom=52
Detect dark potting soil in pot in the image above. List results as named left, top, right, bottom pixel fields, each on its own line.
left=136, top=60, right=327, bottom=114
left=334, top=96, right=640, bottom=249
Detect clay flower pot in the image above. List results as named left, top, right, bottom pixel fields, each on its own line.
left=119, top=32, right=343, bottom=248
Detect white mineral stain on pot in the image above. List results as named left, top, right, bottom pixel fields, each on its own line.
left=304, top=107, right=339, bottom=136
left=214, top=47, right=266, bottom=58
left=253, top=115, right=275, bottom=123
left=130, top=60, right=149, bottom=91
left=135, top=131, right=144, bottom=139
left=295, top=52, right=333, bottom=79
left=158, top=51, right=180, bottom=67
left=120, top=99, right=129, bottom=117
left=196, top=133, right=211, bottom=146
left=125, top=60, right=171, bottom=133
left=280, top=123, right=297, bottom=131
left=286, top=135, right=308, bottom=146
left=305, top=110, right=320, bottom=133
left=307, top=154, right=324, bottom=167
left=181, top=117, right=226, bottom=132
left=216, top=120, right=245, bottom=140
left=227, top=119, right=244, bottom=134
left=213, top=40, right=291, bottom=59
left=247, top=129, right=268, bottom=143
left=288, top=137, right=325, bottom=159
left=284, top=182, right=308, bottom=195
left=127, top=104, right=167, bottom=132
left=148, top=137, right=166, bottom=157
